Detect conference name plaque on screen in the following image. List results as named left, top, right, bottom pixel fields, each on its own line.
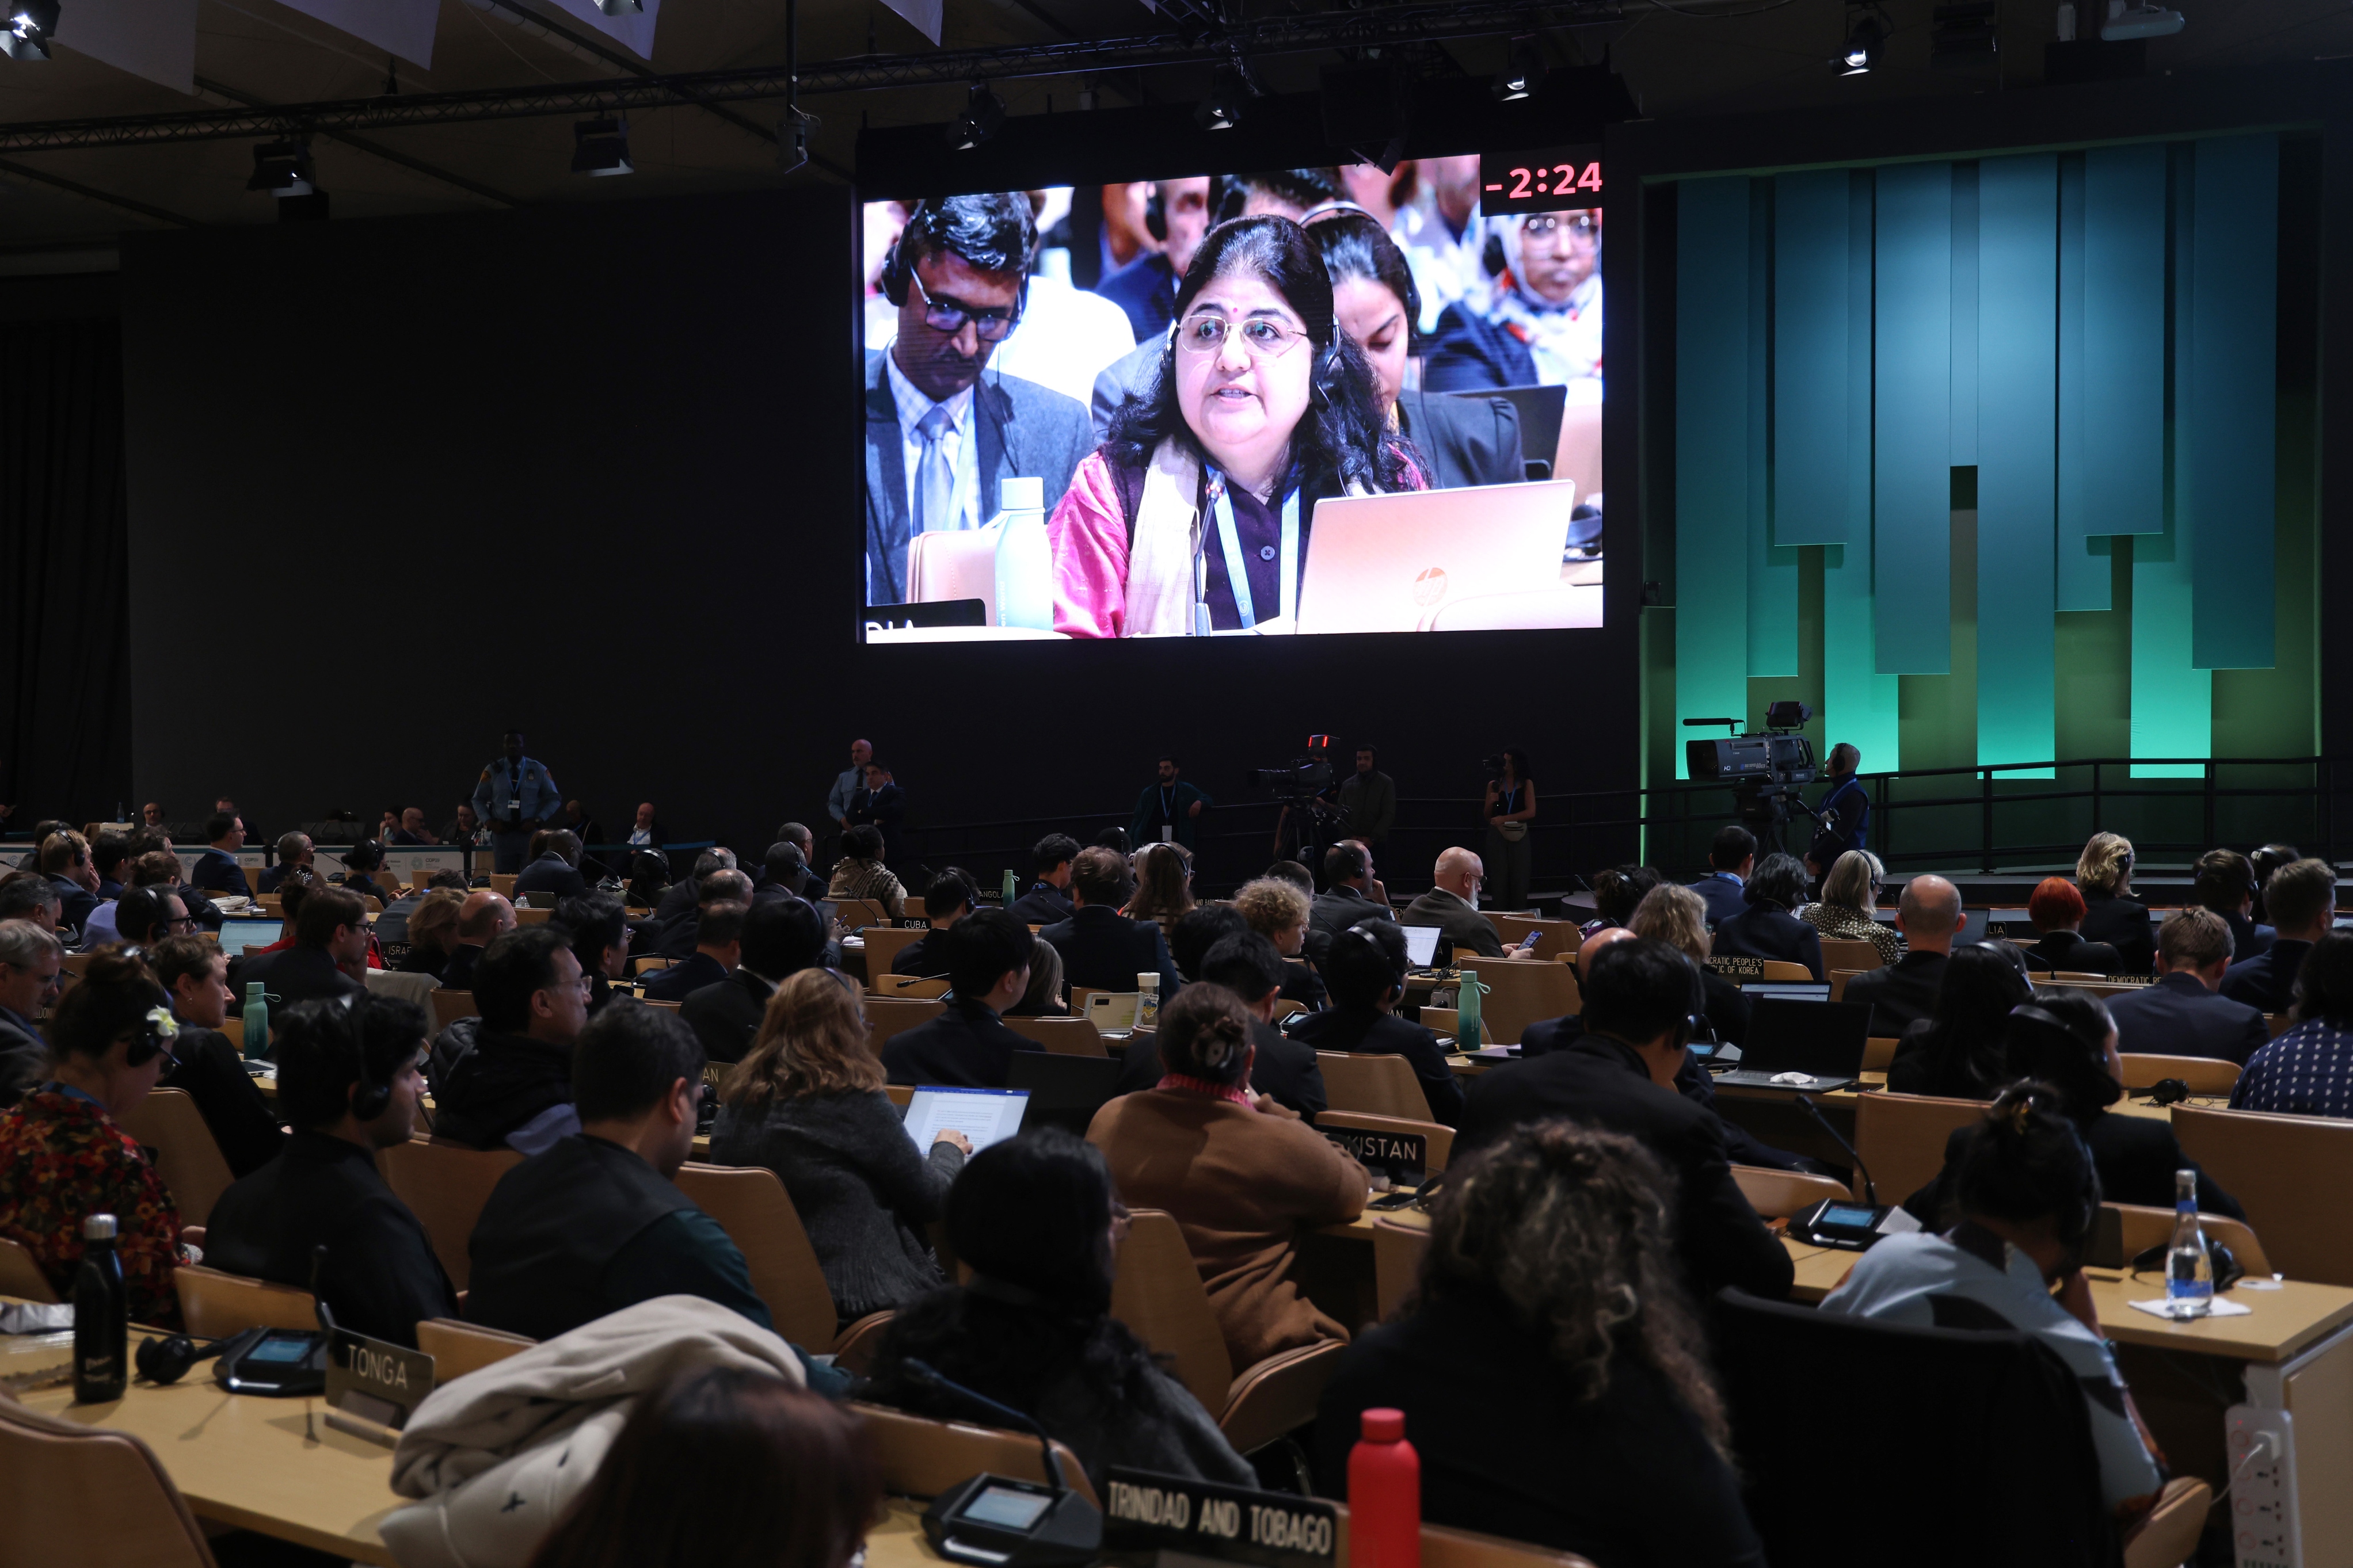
left=858, top=152, right=1606, bottom=645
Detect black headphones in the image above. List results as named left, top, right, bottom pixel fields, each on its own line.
left=136, top=1329, right=227, bottom=1385
left=2008, top=1002, right=2124, bottom=1110
left=331, top=993, right=398, bottom=1123
left=1342, top=921, right=1408, bottom=1003
left=122, top=1002, right=178, bottom=1070
left=1144, top=181, right=1168, bottom=243
left=880, top=198, right=1034, bottom=321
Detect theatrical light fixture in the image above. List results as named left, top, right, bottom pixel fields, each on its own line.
left=1492, top=35, right=1543, bottom=101
left=945, top=82, right=1004, bottom=150
left=245, top=138, right=315, bottom=197
left=1195, top=64, right=1247, bottom=131
left=2101, top=0, right=2184, bottom=39
left=779, top=107, right=816, bottom=173
left=2, top=0, right=58, bottom=61
left=593, top=0, right=642, bottom=13
left=1836, top=6, right=1886, bottom=74
left=570, top=116, right=633, bottom=176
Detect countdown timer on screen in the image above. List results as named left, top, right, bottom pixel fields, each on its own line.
left=1479, top=147, right=1605, bottom=217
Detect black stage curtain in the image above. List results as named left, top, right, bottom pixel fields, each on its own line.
left=0, top=318, right=133, bottom=829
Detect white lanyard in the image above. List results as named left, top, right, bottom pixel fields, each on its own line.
left=1204, top=466, right=1299, bottom=631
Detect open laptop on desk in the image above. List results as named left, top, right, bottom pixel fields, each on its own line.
left=1006, top=1052, right=1122, bottom=1135
left=1712, top=998, right=1872, bottom=1092
left=1401, top=924, right=1442, bottom=970
left=1741, top=982, right=1832, bottom=1001
left=1294, top=480, right=1575, bottom=634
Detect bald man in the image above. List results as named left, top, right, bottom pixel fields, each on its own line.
left=1401, top=846, right=1505, bottom=960
left=1842, top=874, right=1964, bottom=1039
left=441, top=890, right=517, bottom=991
left=1516, top=928, right=1637, bottom=1060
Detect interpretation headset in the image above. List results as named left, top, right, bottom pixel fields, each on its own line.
left=123, top=1002, right=179, bottom=1070
left=879, top=197, right=1034, bottom=322
left=136, top=1329, right=229, bottom=1386
left=1298, top=197, right=1425, bottom=335
left=2007, top=1002, right=2124, bottom=1111
left=332, top=991, right=397, bottom=1123
left=1341, top=921, right=1409, bottom=1006
left=1144, top=181, right=1168, bottom=243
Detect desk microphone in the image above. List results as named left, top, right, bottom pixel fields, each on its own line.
left=904, top=1359, right=1065, bottom=1493
left=1795, top=1092, right=1879, bottom=1206
left=907, top=1358, right=1102, bottom=1568
left=309, top=1245, right=338, bottom=1337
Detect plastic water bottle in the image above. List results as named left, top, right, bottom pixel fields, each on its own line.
left=1457, top=970, right=1487, bottom=1050
left=1347, top=1408, right=1421, bottom=1568
left=74, top=1214, right=127, bottom=1403
left=1136, top=971, right=1160, bottom=1029
left=242, top=982, right=270, bottom=1062
left=2166, top=1167, right=2213, bottom=1319
left=992, top=476, right=1052, bottom=630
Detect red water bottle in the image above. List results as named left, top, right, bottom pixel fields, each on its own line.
left=1348, top=1407, right=1421, bottom=1568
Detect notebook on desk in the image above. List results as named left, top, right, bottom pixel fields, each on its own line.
left=1712, top=998, right=1871, bottom=1092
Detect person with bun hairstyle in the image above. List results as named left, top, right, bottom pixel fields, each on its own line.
left=1087, top=983, right=1368, bottom=1368
left=0, top=951, right=188, bottom=1325
left=1824, top=1083, right=2167, bottom=1518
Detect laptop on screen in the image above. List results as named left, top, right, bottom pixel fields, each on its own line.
left=1401, top=924, right=1442, bottom=968
left=1712, top=998, right=1872, bottom=1092
left=1293, top=480, right=1576, bottom=635
left=900, top=1086, right=1029, bottom=1154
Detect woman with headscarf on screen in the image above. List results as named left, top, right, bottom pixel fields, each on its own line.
left=1421, top=208, right=1603, bottom=400
left=1046, top=215, right=1423, bottom=639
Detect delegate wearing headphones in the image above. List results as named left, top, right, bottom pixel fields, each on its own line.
left=865, top=192, right=1096, bottom=609
left=1048, top=212, right=1429, bottom=639
left=1285, top=920, right=1465, bottom=1127
left=201, top=994, right=459, bottom=1350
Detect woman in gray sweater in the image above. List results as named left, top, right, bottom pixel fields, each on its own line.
left=710, top=968, right=969, bottom=1321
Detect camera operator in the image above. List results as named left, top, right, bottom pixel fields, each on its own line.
left=1336, top=746, right=1395, bottom=851
left=1804, top=743, right=1870, bottom=879
left=1480, top=749, right=1537, bottom=912
left=1132, top=756, right=1212, bottom=852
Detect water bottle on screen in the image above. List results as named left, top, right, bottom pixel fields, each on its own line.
left=2166, top=1168, right=2213, bottom=1319
left=992, top=476, right=1052, bottom=630
left=1347, top=1407, right=1421, bottom=1568
left=74, top=1214, right=127, bottom=1403
left=243, top=982, right=269, bottom=1062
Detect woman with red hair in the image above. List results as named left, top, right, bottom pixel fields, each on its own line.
left=2022, top=878, right=2124, bottom=976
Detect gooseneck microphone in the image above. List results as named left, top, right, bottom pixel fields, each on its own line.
left=1795, top=1092, right=1880, bottom=1206
left=904, top=1358, right=1066, bottom=1493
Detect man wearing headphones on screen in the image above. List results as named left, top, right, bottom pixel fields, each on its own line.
left=1095, top=176, right=1214, bottom=341
left=865, top=192, right=1094, bottom=608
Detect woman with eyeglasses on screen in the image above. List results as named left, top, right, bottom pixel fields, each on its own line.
left=1422, top=208, right=1603, bottom=397
left=1048, top=214, right=1423, bottom=639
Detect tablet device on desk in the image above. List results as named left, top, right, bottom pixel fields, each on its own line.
left=1293, top=481, right=1575, bottom=634
left=1400, top=924, right=1442, bottom=968
left=901, top=1086, right=1029, bottom=1154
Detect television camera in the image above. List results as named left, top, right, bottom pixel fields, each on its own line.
left=1684, top=702, right=1821, bottom=854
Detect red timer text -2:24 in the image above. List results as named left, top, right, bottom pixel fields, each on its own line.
left=1501, top=162, right=1603, bottom=201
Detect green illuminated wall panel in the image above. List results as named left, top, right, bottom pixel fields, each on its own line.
left=1673, top=176, right=1754, bottom=779
left=1873, top=161, right=1952, bottom=677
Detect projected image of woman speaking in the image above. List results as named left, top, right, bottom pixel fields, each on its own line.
left=1046, top=215, right=1423, bottom=638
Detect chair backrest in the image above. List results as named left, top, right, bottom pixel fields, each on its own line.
left=1731, top=1163, right=1856, bottom=1219
left=1853, top=1091, right=1990, bottom=1207
left=1316, top=1110, right=1454, bottom=1173
left=1487, top=915, right=1583, bottom=956
left=858, top=925, right=929, bottom=985
left=416, top=1317, right=536, bottom=1383
left=1861, top=1036, right=1899, bottom=1073
left=0, top=1235, right=60, bottom=1302
left=1830, top=970, right=1862, bottom=1004
left=0, top=1398, right=218, bottom=1567
left=1004, top=1015, right=1107, bottom=1057
left=885, top=1083, right=915, bottom=1108
left=1819, top=938, right=1883, bottom=976
left=515, top=907, right=555, bottom=926
left=1108, top=1210, right=1233, bottom=1413
left=173, top=1264, right=321, bottom=1339
left=2173, top=1105, right=2353, bottom=1285
left=1271, top=998, right=1309, bottom=1021
left=630, top=956, right=672, bottom=975
left=834, top=898, right=891, bottom=932
left=379, top=1138, right=524, bottom=1291
left=1759, top=959, right=1815, bottom=983
left=2116, top=1052, right=2240, bottom=1096
left=2101, top=1203, right=2272, bottom=1279
left=429, top=989, right=478, bottom=1031
left=1316, top=1051, right=1430, bottom=1120
left=865, top=996, right=947, bottom=1054
left=1370, top=1216, right=1430, bottom=1322
left=1555, top=396, right=1602, bottom=497
left=1712, top=1288, right=2118, bottom=1568
left=671, top=1162, right=842, bottom=1348
left=2267, top=1013, right=2295, bottom=1039
left=489, top=873, right=517, bottom=898
left=118, top=1088, right=235, bottom=1228
left=905, top=527, right=1002, bottom=621
left=217, top=1016, right=244, bottom=1054
left=848, top=1401, right=1098, bottom=1509
left=873, top=974, right=950, bottom=999
left=1452, top=955, right=1578, bottom=1045
left=363, top=967, right=441, bottom=1006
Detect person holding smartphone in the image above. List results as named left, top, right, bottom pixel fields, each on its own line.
left=1482, top=749, right=1537, bottom=913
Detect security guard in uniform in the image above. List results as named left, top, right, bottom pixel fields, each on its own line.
left=471, top=729, right=563, bottom=873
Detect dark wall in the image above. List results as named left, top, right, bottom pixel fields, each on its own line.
left=119, top=188, right=1643, bottom=894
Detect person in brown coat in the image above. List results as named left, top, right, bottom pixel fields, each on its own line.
left=1087, top=982, right=1370, bottom=1369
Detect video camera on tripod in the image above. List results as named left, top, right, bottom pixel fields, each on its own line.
left=1246, top=734, right=1338, bottom=801
left=1684, top=703, right=1821, bottom=853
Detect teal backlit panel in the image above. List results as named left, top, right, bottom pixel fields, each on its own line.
left=1825, top=171, right=1900, bottom=769
left=2187, top=133, right=2278, bottom=671
left=1773, top=170, right=1853, bottom=546
left=1674, top=176, right=1754, bottom=778
left=1872, top=161, right=1951, bottom=676
left=1976, top=155, right=2058, bottom=773
left=2081, top=143, right=2167, bottom=537
left=1950, top=163, right=1979, bottom=467
left=2055, top=155, right=2108, bottom=611
left=1747, top=180, right=1800, bottom=677
left=2133, top=144, right=2207, bottom=777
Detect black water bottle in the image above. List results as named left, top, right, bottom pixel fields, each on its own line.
left=73, top=1213, right=127, bottom=1403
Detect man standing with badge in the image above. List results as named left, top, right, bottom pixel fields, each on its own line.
left=1131, top=756, right=1212, bottom=853
left=471, top=729, right=562, bottom=875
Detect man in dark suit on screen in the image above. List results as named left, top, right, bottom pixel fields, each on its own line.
left=865, top=193, right=1094, bottom=608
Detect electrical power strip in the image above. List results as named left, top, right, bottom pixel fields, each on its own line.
left=2227, top=1405, right=2301, bottom=1568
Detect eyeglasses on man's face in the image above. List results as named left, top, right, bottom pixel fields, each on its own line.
left=910, top=269, right=1021, bottom=341
left=1175, top=314, right=1308, bottom=360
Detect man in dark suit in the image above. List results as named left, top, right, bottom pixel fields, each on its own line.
left=1007, top=833, right=1080, bottom=926
left=893, top=871, right=977, bottom=979
left=38, top=830, right=102, bottom=936
left=1309, top=841, right=1391, bottom=965
left=189, top=811, right=250, bottom=898
left=755, top=835, right=828, bottom=905
left=0, top=920, right=62, bottom=1107
left=1038, top=846, right=1183, bottom=998
left=258, top=831, right=314, bottom=895
left=644, top=901, right=745, bottom=1004
left=440, top=889, right=516, bottom=993
left=2105, top=908, right=2271, bottom=1066
left=1115, top=933, right=1327, bottom=1120
left=1092, top=177, right=1212, bottom=340
left=884, top=912, right=1035, bottom=1088
left=845, top=764, right=907, bottom=869
left=1709, top=854, right=1826, bottom=981
left=514, top=830, right=590, bottom=905
left=2192, top=848, right=2275, bottom=963
left=1459, top=938, right=1794, bottom=1303
left=229, top=886, right=368, bottom=1007
left=1843, top=874, right=1965, bottom=1039
left=681, top=900, right=828, bottom=1067
left=657, top=868, right=754, bottom=962
left=1400, top=846, right=1505, bottom=961
left=1687, top=825, right=1755, bottom=929
left=2223, top=857, right=2335, bottom=1017
left=863, top=193, right=1094, bottom=608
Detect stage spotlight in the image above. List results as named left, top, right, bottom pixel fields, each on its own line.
left=246, top=138, right=315, bottom=197
left=2101, top=1, right=2184, bottom=39
left=571, top=116, right=634, bottom=176
left=1493, top=36, right=1543, bottom=101
left=945, top=82, right=1005, bottom=150
left=3, top=0, right=58, bottom=61
left=1195, top=65, right=1247, bottom=131
left=594, top=0, right=642, bottom=12
left=1836, top=7, right=1885, bottom=74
